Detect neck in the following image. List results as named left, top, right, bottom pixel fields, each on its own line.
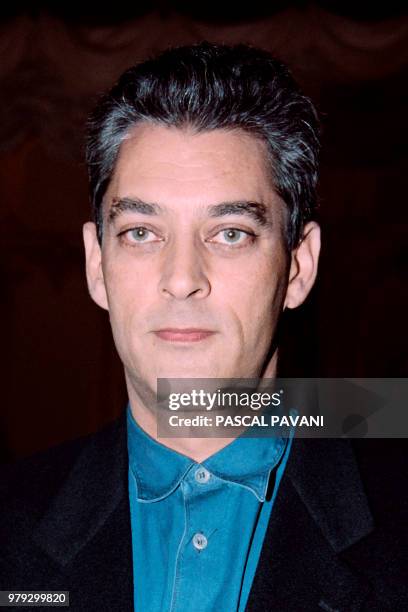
left=126, top=353, right=278, bottom=462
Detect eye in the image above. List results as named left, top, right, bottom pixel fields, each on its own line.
left=119, top=227, right=160, bottom=244
left=211, top=228, right=255, bottom=246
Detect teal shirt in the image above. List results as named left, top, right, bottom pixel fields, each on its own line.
left=127, top=407, right=292, bottom=611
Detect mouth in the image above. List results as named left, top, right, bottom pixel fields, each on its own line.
left=153, top=328, right=216, bottom=343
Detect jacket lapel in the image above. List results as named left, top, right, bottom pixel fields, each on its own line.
left=33, top=414, right=134, bottom=611
left=30, top=419, right=375, bottom=611
left=246, top=438, right=374, bottom=612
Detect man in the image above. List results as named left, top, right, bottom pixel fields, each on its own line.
left=0, top=43, right=406, bottom=611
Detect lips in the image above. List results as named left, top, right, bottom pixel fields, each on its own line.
left=154, top=328, right=216, bottom=342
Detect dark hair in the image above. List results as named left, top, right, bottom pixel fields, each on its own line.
left=86, top=41, right=320, bottom=250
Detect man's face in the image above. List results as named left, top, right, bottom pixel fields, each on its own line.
left=85, top=124, right=294, bottom=394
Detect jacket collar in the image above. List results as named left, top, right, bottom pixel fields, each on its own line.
left=287, top=437, right=374, bottom=552
left=33, top=413, right=129, bottom=567
left=33, top=414, right=375, bottom=611
left=246, top=437, right=374, bottom=612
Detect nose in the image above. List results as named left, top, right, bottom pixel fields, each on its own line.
left=158, top=238, right=211, bottom=300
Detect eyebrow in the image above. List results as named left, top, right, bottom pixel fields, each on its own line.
left=108, top=197, right=163, bottom=222
left=207, top=201, right=272, bottom=228
left=107, top=196, right=273, bottom=228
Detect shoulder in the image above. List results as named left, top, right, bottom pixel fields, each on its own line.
left=351, top=438, right=407, bottom=519
left=0, top=415, right=126, bottom=545
left=343, top=440, right=408, bottom=606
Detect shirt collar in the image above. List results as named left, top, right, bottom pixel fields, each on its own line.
left=127, top=405, right=288, bottom=503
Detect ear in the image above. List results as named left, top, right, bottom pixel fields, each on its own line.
left=83, top=222, right=109, bottom=311
left=284, top=221, right=321, bottom=310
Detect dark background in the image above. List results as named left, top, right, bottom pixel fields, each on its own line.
left=1, top=1, right=407, bottom=462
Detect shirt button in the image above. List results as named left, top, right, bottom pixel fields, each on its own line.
left=192, top=533, right=208, bottom=550
left=194, top=467, right=210, bottom=483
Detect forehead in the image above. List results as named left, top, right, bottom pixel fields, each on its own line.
left=106, top=123, right=278, bottom=211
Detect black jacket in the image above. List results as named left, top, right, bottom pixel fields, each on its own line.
left=0, top=413, right=406, bottom=611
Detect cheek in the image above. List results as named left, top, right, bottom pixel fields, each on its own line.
left=103, top=265, right=147, bottom=336
left=104, top=251, right=152, bottom=301
left=219, top=266, right=284, bottom=340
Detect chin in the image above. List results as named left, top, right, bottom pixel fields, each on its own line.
left=154, top=367, right=218, bottom=380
